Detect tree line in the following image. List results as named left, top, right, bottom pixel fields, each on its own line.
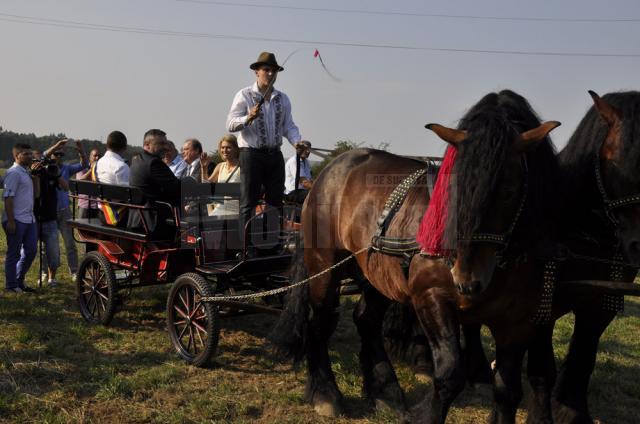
left=0, top=126, right=143, bottom=168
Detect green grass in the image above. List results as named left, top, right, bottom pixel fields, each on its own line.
left=0, top=194, right=639, bottom=422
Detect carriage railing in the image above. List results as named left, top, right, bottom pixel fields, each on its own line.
left=68, top=180, right=180, bottom=236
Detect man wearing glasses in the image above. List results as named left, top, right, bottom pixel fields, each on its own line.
left=44, top=138, right=88, bottom=282
left=227, top=51, right=306, bottom=254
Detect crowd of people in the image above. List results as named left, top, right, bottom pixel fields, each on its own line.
left=3, top=51, right=314, bottom=293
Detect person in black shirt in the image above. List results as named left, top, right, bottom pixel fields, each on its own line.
left=32, top=157, right=68, bottom=287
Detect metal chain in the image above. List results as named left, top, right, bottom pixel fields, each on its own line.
left=200, top=246, right=370, bottom=302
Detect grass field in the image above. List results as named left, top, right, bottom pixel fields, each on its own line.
left=1, top=202, right=639, bottom=422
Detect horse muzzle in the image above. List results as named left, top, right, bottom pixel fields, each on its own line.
left=455, top=280, right=482, bottom=296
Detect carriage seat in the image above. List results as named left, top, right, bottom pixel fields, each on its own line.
left=68, top=180, right=175, bottom=241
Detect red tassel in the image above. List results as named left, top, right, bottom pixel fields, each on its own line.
left=416, top=146, right=457, bottom=256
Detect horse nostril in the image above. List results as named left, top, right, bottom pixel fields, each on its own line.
left=471, top=280, right=482, bottom=293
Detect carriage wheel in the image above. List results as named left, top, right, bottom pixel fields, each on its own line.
left=166, top=273, right=219, bottom=367
left=76, top=252, right=117, bottom=325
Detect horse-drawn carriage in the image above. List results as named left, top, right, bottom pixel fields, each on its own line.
left=68, top=178, right=300, bottom=366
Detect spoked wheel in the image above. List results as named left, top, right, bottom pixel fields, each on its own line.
left=76, top=252, right=117, bottom=325
left=167, top=273, right=219, bottom=367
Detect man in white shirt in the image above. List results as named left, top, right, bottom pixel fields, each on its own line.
left=227, top=52, right=306, bottom=251
left=95, top=131, right=130, bottom=185
left=284, top=140, right=313, bottom=203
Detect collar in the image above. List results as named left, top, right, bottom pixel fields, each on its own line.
left=13, top=162, right=29, bottom=172
left=104, top=150, right=125, bottom=162
left=170, top=155, right=184, bottom=166
left=251, top=82, right=280, bottom=100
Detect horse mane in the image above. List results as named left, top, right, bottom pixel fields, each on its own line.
left=446, top=90, right=558, bottom=247
left=560, top=91, right=640, bottom=186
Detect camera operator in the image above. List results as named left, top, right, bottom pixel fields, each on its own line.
left=31, top=152, right=67, bottom=287
left=43, top=138, right=88, bottom=282
left=3, top=143, right=38, bottom=293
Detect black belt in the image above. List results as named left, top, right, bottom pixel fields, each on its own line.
left=239, top=146, right=281, bottom=153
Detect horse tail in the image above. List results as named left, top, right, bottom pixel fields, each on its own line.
left=268, top=232, right=310, bottom=363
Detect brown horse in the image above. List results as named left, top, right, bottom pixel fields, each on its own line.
left=271, top=90, right=560, bottom=423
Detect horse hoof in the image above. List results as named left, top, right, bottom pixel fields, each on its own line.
left=374, top=397, right=404, bottom=412
left=552, top=400, right=594, bottom=424
left=313, top=400, right=341, bottom=417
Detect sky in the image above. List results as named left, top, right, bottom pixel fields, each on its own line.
left=1, top=0, right=639, bottom=159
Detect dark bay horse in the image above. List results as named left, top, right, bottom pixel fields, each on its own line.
left=271, top=90, right=560, bottom=423
left=521, top=91, right=640, bottom=423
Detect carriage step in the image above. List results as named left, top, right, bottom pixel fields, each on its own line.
left=269, top=274, right=290, bottom=285
left=340, top=284, right=361, bottom=295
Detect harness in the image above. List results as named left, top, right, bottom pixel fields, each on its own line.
left=370, top=163, right=439, bottom=276
left=369, top=153, right=639, bottom=323
left=594, top=151, right=640, bottom=227
left=591, top=152, right=640, bottom=312
left=535, top=153, right=640, bottom=321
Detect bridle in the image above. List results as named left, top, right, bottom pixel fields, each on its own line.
left=465, top=157, right=530, bottom=266
left=594, top=151, right=640, bottom=227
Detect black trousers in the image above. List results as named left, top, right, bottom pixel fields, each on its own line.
left=239, top=148, right=284, bottom=248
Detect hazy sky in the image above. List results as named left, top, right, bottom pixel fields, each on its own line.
left=1, top=0, right=639, bottom=158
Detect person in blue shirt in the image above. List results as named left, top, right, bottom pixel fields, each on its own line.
left=2, top=143, right=38, bottom=293
left=44, top=139, right=88, bottom=281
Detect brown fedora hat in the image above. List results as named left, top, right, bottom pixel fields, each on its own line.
left=250, top=51, right=284, bottom=72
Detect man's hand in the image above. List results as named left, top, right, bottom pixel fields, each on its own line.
left=200, top=152, right=213, bottom=171
left=54, top=139, right=69, bottom=149
left=5, top=220, right=16, bottom=235
left=246, top=104, right=262, bottom=125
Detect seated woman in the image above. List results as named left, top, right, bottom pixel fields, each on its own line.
left=200, top=134, right=240, bottom=217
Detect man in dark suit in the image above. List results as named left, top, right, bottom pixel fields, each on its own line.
left=128, top=129, right=181, bottom=236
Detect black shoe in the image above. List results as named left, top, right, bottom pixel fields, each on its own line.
left=21, top=286, right=36, bottom=293
left=5, top=287, right=24, bottom=293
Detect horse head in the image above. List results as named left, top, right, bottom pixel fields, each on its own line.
left=589, top=90, right=640, bottom=265
left=425, top=90, right=560, bottom=298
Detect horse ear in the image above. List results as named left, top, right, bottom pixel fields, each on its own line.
left=425, top=123, right=467, bottom=146
left=514, top=121, right=561, bottom=152
left=589, top=91, right=624, bottom=161
left=589, top=90, right=623, bottom=128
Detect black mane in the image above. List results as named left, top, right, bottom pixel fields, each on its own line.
left=560, top=91, right=640, bottom=186
left=446, top=90, right=558, bottom=246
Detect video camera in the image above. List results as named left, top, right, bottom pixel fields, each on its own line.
left=31, top=157, right=60, bottom=178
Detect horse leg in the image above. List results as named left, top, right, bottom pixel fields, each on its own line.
left=462, top=323, right=493, bottom=386
left=525, top=324, right=556, bottom=424
left=490, top=342, right=527, bottom=424
left=353, top=285, right=406, bottom=414
left=410, top=289, right=465, bottom=424
left=552, top=308, right=615, bottom=424
left=303, top=249, right=345, bottom=417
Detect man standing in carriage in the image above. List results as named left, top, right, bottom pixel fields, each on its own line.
left=226, top=51, right=307, bottom=253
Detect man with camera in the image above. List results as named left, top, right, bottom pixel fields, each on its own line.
left=43, top=138, right=88, bottom=281
left=3, top=143, right=38, bottom=293
left=31, top=149, right=68, bottom=287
